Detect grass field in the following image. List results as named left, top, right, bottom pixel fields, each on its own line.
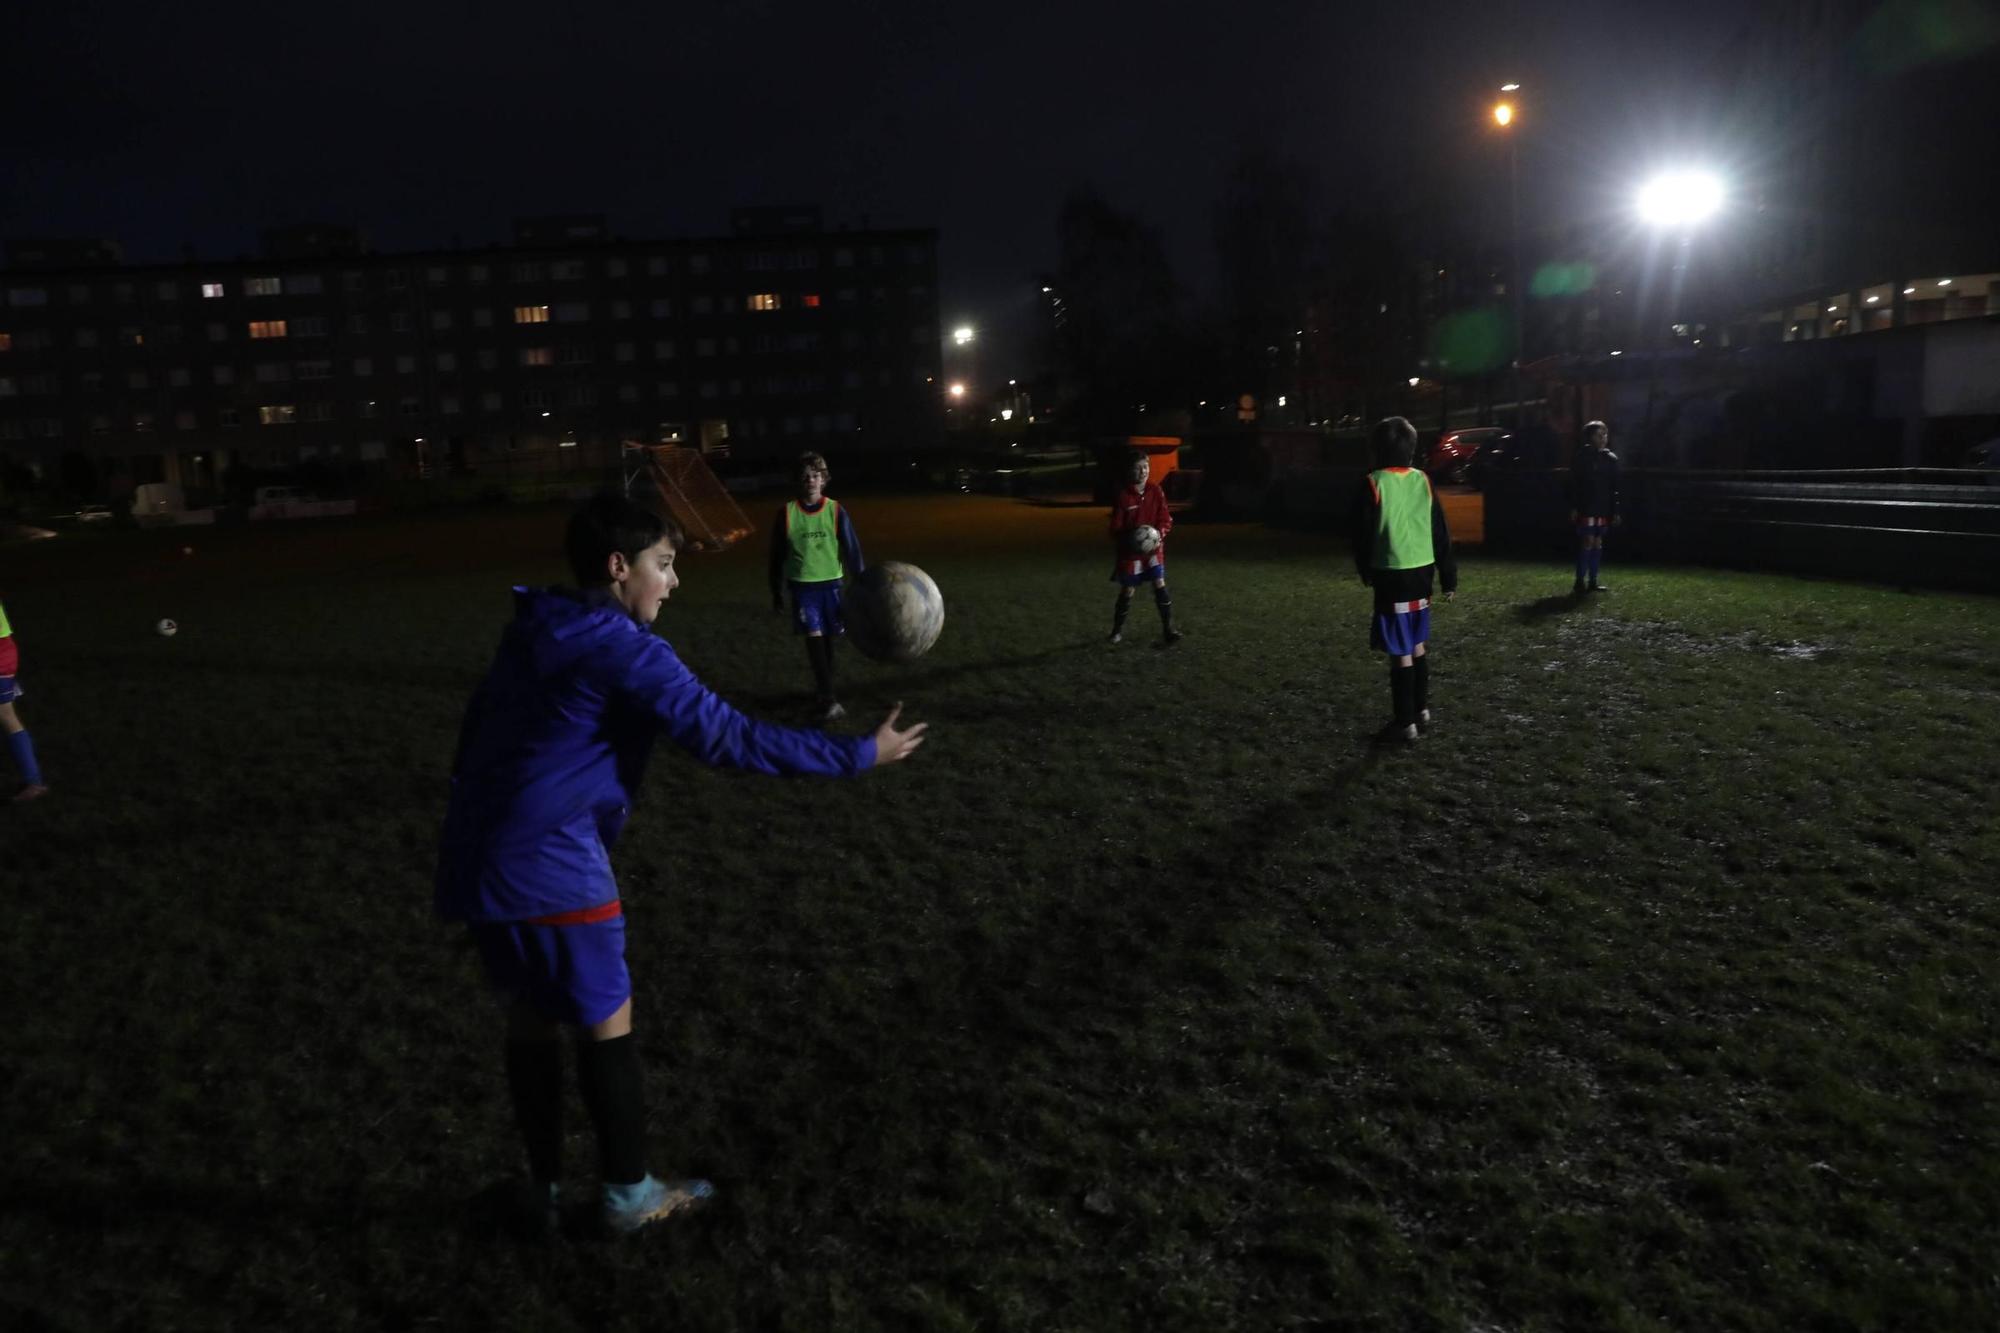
left=2, top=494, right=1996, bottom=1332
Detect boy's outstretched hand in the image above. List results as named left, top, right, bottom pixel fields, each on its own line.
left=871, top=702, right=928, bottom=765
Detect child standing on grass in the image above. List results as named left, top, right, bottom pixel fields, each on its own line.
left=768, top=452, right=865, bottom=723
left=1569, top=420, right=1620, bottom=595
left=438, top=494, right=926, bottom=1237
left=1107, top=450, right=1182, bottom=646
left=0, top=598, right=49, bottom=803
left=1352, top=417, right=1458, bottom=743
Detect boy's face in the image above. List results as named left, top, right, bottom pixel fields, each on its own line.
left=1589, top=427, right=1610, bottom=450
left=1129, top=456, right=1149, bottom=487
left=608, top=537, right=679, bottom=626
left=799, top=465, right=827, bottom=503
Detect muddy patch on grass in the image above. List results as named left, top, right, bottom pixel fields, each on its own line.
left=1553, top=618, right=1836, bottom=663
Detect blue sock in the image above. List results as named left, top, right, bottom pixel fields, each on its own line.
left=7, top=729, right=41, bottom=786
left=1575, top=545, right=1588, bottom=582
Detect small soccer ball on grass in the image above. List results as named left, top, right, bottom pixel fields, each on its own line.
left=845, top=562, right=943, bottom=663
left=155, top=618, right=179, bottom=637
left=1129, top=524, right=1162, bottom=555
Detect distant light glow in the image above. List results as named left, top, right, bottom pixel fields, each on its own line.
left=1408, top=377, right=1420, bottom=387
left=1493, top=102, right=1514, bottom=127
left=952, top=326, right=975, bottom=345
left=1903, top=287, right=1917, bottom=294
left=1500, top=82, right=1520, bottom=92
left=1277, top=395, right=1288, bottom=407
left=948, top=382, right=966, bottom=398
left=1000, top=408, right=1013, bottom=421
left=1866, top=295, right=1880, bottom=303
left=1938, top=278, right=1953, bottom=286
left=1635, top=170, right=1725, bottom=227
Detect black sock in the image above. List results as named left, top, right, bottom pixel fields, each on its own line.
left=1112, top=596, right=1131, bottom=635
left=576, top=1033, right=648, bottom=1186
left=1390, top=663, right=1414, bottom=726
left=1412, top=655, right=1429, bottom=715
left=805, top=637, right=831, bottom=701
left=505, top=1036, right=564, bottom=1187
left=1154, top=585, right=1174, bottom=633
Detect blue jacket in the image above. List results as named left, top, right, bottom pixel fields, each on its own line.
left=437, top=587, right=876, bottom=923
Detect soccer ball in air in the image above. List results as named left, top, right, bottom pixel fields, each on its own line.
left=1129, top=524, right=1162, bottom=555
left=845, top=562, right=944, bottom=663
left=156, top=618, right=179, bottom=637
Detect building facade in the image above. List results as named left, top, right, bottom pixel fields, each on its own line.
left=0, top=212, right=944, bottom=500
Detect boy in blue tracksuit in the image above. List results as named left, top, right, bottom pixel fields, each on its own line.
left=437, top=494, right=927, bottom=1236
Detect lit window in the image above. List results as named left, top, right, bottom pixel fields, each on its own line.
left=246, top=277, right=282, bottom=297
left=520, top=347, right=554, bottom=367
left=0, top=333, right=11, bottom=352
left=259, top=404, right=297, bottom=425
left=515, top=305, right=550, bottom=324
left=249, top=320, right=288, bottom=339
left=201, top=282, right=225, bottom=299
left=802, top=293, right=821, bottom=308
left=749, top=294, right=781, bottom=312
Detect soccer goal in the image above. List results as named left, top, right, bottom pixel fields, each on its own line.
left=621, top=441, right=755, bottom=550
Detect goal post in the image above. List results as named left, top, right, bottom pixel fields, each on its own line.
left=621, top=441, right=755, bottom=550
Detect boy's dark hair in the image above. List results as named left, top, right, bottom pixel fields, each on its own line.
left=1127, top=449, right=1150, bottom=469
left=565, top=493, right=683, bottom=586
left=797, top=451, right=830, bottom=483
left=1370, top=416, right=1418, bottom=468
left=1583, top=420, right=1608, bottom=444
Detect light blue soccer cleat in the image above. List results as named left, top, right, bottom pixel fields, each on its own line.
left=602, top=1175, right=716, bottom=1235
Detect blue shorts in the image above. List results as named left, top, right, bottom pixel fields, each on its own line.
left=790, top=581, right=844, bottom=636
left=469, top=914, right=631, bottom=1027
left=1112, top=555, right=1167, bottom=588
left=1371, top=604, right=1431, bottom=657
left=0, top=676, right=18, bottom=705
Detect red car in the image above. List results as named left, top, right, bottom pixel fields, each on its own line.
left=1426, top=427, right=1509, bottom=485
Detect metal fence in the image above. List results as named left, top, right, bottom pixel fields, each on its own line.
left=1483, top=468, right=2000, bottom=591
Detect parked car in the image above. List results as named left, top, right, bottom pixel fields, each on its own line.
left=1426, top=427, right=1509, bottom=484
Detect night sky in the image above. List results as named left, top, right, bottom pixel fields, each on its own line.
left=4, top=1, right=1740, bottom=372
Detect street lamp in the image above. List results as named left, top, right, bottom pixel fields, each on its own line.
left=1492, top=84, right=1524, bottom=429
left=952, top=326, right=976, bottom=346
left=948, top=382, right=966, bottom=399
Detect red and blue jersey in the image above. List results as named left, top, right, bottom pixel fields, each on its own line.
left=436, top=587, right=875, bottom=924
left=1108, top=483, right=1173, bottom=577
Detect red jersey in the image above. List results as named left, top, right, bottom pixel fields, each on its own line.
left=1108, top=483, right=1173, bottom=577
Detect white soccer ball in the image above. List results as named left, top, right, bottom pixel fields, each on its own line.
left=1129, top=524, right=1162, bottom=555
left=156, top=618, right=179, bottom=637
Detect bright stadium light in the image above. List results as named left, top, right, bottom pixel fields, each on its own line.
left=1635, top=170, right=1725, bottom=228
left=952, top=326, right=976, bottom=345
left=948, top=382, right=966, bottom=398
